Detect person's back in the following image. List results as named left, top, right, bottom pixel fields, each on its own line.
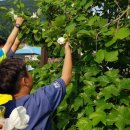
left=0, top=42, right=72, bottom=129
left=4, top=78, right=66, bottom=130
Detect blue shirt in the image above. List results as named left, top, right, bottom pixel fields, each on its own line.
left=3, top=78, right=66, bottom=130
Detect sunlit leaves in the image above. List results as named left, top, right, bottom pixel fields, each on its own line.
left=99, top=85, right=119, bottom=100
left=95, top=50, right=118, bottom=63
left=115, top=27, right=130, bottom=40
left=95, top=49, right=105, bottom=63
left=104, top=50, right=118, bottom=62
left=107, top=106, right=130, bottom=129
left=89, top=110, right=106, bottom=126
left=54, top=15, right=65, bottom=27
left=65, top=23, right=76, bottom=34
left=76, top=117, right=92, bottom=130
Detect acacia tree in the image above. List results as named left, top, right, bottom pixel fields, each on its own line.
left=1, top=0, right=130, bottom=129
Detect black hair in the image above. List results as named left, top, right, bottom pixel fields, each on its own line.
left=0, top=58, right=28, bottom=94
left=0, top=38, right=6, bottom=46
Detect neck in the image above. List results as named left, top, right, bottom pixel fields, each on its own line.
left=13, top=93, right=29, bottom=99
left=13, top=88, right=30, bottom=99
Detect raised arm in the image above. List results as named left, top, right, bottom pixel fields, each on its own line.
left=10, top=37, right=20, bottom=53
left=61, top=42, right=72, bottom=86
left=2, top=17, right=23, bottom=54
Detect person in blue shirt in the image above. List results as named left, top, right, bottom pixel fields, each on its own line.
left=0, top=42, right=72, bottom=130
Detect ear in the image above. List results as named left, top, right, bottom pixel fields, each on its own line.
left=20, top=77, right=29, bottom=88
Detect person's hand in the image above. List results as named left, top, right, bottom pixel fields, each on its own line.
left=16, top=17, right=24, bottom=26
left=64, top=41, right=72, bottom=54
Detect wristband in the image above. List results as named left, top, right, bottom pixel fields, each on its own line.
left=15, top=24, right=21, bottom=29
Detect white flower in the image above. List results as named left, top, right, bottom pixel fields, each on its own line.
left=57, top=37, right=66, bottom=45
left=42, top=28, right=45, bottom=32
left=9, top=10, right=14, bottom=15
left=31, top=12, right=38, bottom=19
left=2, top=106, right=29, bottom=130
left=9, top=10, right=18, bottom=20
left=71, top=3, right=75, bottom=7
left=80, top=52, right=83, bottom=56
left=13, top=14, right=18, bottom=20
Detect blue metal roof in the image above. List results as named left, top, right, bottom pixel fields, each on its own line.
left=16, top=45, right=41, bottom=55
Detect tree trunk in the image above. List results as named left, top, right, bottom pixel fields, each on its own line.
left=40, top=47, right=48, bottom=67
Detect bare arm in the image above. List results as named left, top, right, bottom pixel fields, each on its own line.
left=61, top=42, right=72, bottom=86
left=11, top=37, right=20, bottom=53
left=3, top=17, right=23, bottom=54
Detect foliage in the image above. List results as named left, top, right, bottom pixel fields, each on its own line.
left=1, top=0, right=130, bottom=129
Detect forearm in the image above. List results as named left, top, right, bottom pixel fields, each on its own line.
left=11, top=37, right=20, bottom=52
left=3, top=26, right=19, bottom=54
left=3, top=17, right=23, bottom=54
left=61, top=48, right=72, bottom=86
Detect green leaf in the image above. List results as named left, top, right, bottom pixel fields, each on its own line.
left=71, top=96, right=83, bottom=111
left=33, top=30, right=38, bottom=34
left=97, top=75, right=110, bottom=86
left=89, top=110, right=106, bottom=126
left=95, top=49, right=105, bottom=63
left=80, top=0, right=87, bottom=6
left=65, top=23, right=76, bottom=34
left=104, top=50, right=118, bottom=62
left=100, top=85, right=119, bottom=100
left=85, top=0, right=93, bottom=10
left=115, top=27, right=130, bottom=39
left=84, top=67, right=100, bottom=77
left=57, top=100, right=68, bottom=112
left=105, top=69, right=119, bottom=78
left=119, top=78, right=130, bottom=90
left=37, top=8, right=42, bottom=16
left=34, top=34, right=41, bottom=41
left=76, top=117, right=92, bottom=130
left=68, top=126, right=76, bottom=130
left=105, top=37, right=117, bottom=47
left=84, top=105, right=94, bottom=116
left=116, top=106, right=130, bottom=129
left=47, top=42, right=53, bottom=47
left=55, top=15, right=65, bottom=27
left=95, top=99, right=113, bottom=111
left=76, top=16, right=86, bottom=21
left=87, top=16, right=100, bottom=26
left=0, top=6, right=7, bottom=10
left=57, top=112, right=70, bottom=129
left=83, top=82, right=96, bottom=96
left=107, top=106, right=130, bottom=129
left=77, top=29, right=91, bottom=36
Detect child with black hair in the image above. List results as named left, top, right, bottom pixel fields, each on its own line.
left=0, top=42, right=72, bottom=130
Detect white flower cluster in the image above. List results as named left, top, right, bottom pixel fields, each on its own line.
left=57, top=37, right=66, bottom=45
left=0, top=106, right=29, bottom=130
left=31, top=12, right=38, bottom=19
left=9, top=10, right=18, bottom=20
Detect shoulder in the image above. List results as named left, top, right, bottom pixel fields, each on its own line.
left=51, top=78, right=66, bottom=89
